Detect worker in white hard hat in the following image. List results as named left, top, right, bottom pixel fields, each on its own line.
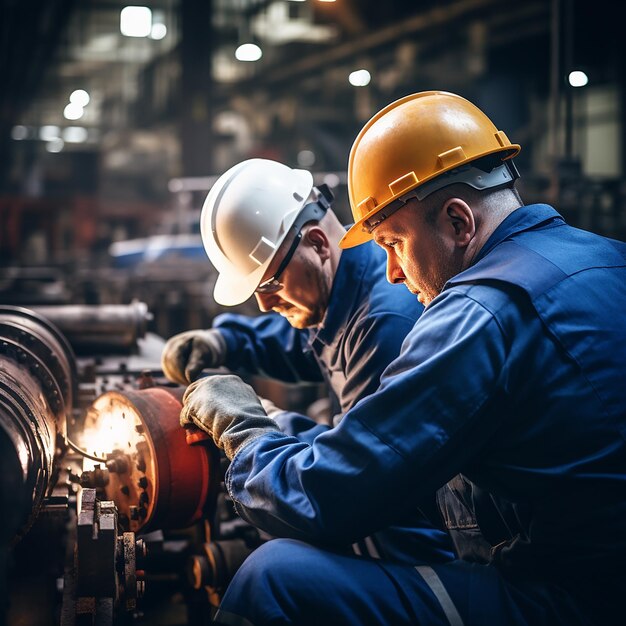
left=162, top=158, right=453, bottom=565
left=178, top=93, right=626, bottom=626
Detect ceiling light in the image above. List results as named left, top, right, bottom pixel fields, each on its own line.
left=63, top=127, right=89, bottom=143
left=349, top=69, right=371, bottom=87
left=568, top=70, right=588, bottom=88
left=297, top=150, right=316, bottom=167
left=46, top=138, right=64, bottom=153
left=150, top=23, right=167, bottom=40
left=11, top=125, right=28, bottom=141
left=323, top=173, right=341, bottom=188
left=70, top=89, right=90, bottom=107
left=120, top=6, right=152, bottom=38
left=64, top=103, right=84, bottom=121
left=235, top=43, right=263, bottom=62
left=40, top=126, right=61, bottom=141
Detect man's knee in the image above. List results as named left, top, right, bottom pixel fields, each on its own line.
left=224, top=539, right=311, bottom=601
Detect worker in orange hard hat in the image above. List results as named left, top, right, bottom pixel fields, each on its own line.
left=181, top=92, right=626, bottom=626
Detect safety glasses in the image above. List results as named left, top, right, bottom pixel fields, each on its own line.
left=255, top=184, right=333, bottom=296
left=255, top=231, right=303, bottom=295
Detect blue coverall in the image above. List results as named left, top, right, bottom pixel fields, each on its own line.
left=213, top=241, right=454, bottom=562
left=215, top=204, right=626, bottom=626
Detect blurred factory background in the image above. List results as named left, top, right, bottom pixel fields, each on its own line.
left=0, top=0, right=625, bottom=624
left=1, top=0, right=625, bottom=335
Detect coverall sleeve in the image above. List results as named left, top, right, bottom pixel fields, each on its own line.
left=213, top=312, right=324, bottom=383
left=225, top=291, right=511, bottom=545
left=274, top=411, right=331, bottom=444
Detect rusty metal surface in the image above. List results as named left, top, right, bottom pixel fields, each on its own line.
left=81, top=387, right=215, bottom=533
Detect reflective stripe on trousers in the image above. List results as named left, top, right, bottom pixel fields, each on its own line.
left=414, top=565, right=465, bottom=626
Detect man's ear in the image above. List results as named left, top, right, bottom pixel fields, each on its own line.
left=305, top=226, right=331, bottom=260
left=443, top=198, right=475, bottom=248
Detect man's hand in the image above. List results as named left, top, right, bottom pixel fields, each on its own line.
left=180, top=375, right=280, bottom=459
left=161, top=329, right=227, bottom=385
left=258, top=396, right=285, bottom=419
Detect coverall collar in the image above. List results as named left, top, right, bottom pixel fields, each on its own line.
left=309, top=243, right=370, bottom=347
left=474, top=203, right=564, bottom=265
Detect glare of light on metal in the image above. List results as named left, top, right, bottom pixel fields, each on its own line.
left=349, top=69, right=371, bottom=87
left=46, top=138, right=64, bottom=153
left=318, top=0, right=337, bottom=2
left=11, top=125, right=28, bottom=140
left=63, top=126, right=88, bottom=143
left=64, top=102, right=84, bottom=120
left=150, top=23, right=167, bottom=40
left=70, top=89, right=90, bottom=107
left=80, top=409, right=139, bottom=460
left=40, top=125, right=61, bottom=141
left=235, top=43, right=262, bottom=62
left=568, top=70, right=588, bottom=88
left=120, top=6, right=152, bottom=37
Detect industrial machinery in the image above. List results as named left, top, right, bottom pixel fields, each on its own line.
left=0, top=303, right=265, bottom=626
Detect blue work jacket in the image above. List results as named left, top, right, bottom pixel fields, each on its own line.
left=213, top=242, right=454, bottom=562
left=224, top=205, right=626, bottom=596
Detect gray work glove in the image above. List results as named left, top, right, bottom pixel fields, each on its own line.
left=161, top=329, right=227, bottom=385
left=180, top=375, right=281, bottom=460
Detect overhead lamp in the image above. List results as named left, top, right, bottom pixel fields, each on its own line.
left=64, top=102, right=84, bottom=121
left=150, top=23, right=167, bottom=40
left=63, top=127, right=89, bottom=143
left=70, top=89, right=90, bottom=107
left=11, top=125, right=28, bottom=141
left=349, top=69, right=371, bottom=87
left=568, top=70, right=589, bottom=88
left=120, top=6, right=152, bottom=38
left=235, top=43, right=263, bottom=62
left=323, top=173, right=341, bottom=189
left=46, top=138, right=64, bottom=153
left=40, top=126, right=61, bottom=142
left=297, top=150, right=316, bottom=167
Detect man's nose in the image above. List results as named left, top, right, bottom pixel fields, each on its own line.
left=386, top=253, right=406, bottom=285
left=255, top=291, right=279, bottom=312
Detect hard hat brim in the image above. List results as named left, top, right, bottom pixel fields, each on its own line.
left=213, top=262, right=269, bottom=306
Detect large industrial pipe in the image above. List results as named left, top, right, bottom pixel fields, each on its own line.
left=0, top=306, right=76, bottom=543
left=30, top=301, right=152, bottom=353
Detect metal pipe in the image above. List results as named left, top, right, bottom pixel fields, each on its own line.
left=30, top=301, right=152, bottom=353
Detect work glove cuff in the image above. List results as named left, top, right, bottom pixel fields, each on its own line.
left=180, top=375, right=280, bottom=460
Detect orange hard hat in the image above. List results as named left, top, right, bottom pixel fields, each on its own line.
left=340, top=91, right=520, bottom=248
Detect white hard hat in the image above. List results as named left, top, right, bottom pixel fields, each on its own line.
left=200, top=158, right=317, bottom=306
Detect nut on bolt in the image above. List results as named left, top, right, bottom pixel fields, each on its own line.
left=136, top=580, right=146, bottom=598
left=135, top=538, right=147, bottom=559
